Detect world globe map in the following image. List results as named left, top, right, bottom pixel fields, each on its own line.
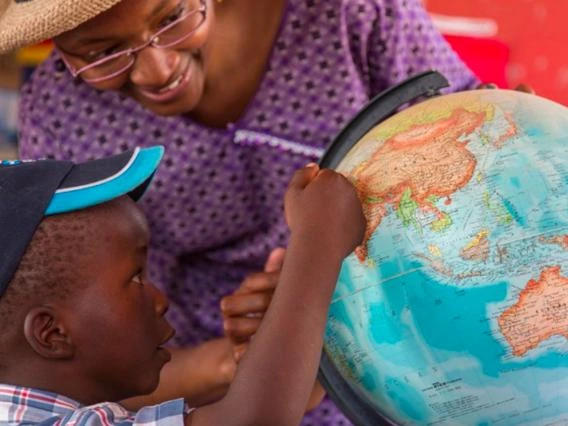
left=322, top=88, right=567, bottom=425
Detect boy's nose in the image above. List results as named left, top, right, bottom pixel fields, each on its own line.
left=149, top=282, right=170, bottom=317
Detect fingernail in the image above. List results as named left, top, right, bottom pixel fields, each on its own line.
left=220, top=300, right=227, bottom=311
left=223, top=321, right=230, bottom=331
left=305, top=162, right=318, bottom=168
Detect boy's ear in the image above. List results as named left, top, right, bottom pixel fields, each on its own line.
left=23, top=307, right=75, bottom=359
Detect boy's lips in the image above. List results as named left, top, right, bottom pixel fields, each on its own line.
left=156, top=327, right=175, bottom=362
left=157, top=346, right=172, bottom=362
left=138, top=61, right=193, bottom=104
left=159, top=327, right=176, bottom=346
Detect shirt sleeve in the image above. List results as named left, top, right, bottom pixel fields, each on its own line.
left=40, top=399, right=189, bottom=426
left=345, top=0, right=480, bottom=96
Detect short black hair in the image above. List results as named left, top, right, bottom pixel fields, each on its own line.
left=0, top=210, right=95, bottom=325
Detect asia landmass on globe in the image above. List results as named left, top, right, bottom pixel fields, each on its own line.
left=323, top=89, right=568, bottom=426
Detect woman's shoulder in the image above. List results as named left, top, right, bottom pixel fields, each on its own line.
left=288, top=0, right=387, bottom=7
left=286, top=0, right=401, bottom=30
left=288, top=0, right=397, bottom=13
left=289, top=0, right=427, bottom=20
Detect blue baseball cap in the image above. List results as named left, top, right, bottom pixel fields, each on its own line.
left=0, top=146, right=164, bottom=297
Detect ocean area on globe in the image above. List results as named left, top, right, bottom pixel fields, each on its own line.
left=319, top=71, right=568, bottom=426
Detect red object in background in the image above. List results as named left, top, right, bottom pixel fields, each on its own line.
left=444, top=35, right=509, bottom=88
left=426, top=0, right=568, bottom=105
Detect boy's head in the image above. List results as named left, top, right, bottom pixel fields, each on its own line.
left=0, top=147, right=174, bottom=404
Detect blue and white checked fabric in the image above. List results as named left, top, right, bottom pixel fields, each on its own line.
left=0, top=385, right=189, bottom=426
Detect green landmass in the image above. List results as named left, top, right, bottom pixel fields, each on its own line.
left=496, top=211, right=513, bottom=225
left=366, top=196, right=384, bottom=204
left=430, top=212, right=453, bottom=232
left=482, top=191, right=491, bottom=208
left=426, top=195, right=440, bottom=205
left=482, top=191, right=513, bottom=224
left=396, top=188, right=419, bottom=229
left=479, top=133, right=491, bottom=146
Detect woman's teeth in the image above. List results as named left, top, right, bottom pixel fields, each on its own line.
left=159, top=75, right=184, bottom=93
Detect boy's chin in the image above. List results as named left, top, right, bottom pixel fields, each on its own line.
left=128, top=353, right=171, bottom=398
left=120, top=372, right=163, bottom=403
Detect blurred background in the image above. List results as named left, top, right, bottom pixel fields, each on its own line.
left=1, top=0, right=567, bottom=159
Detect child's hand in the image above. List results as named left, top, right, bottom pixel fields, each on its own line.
left=285, top=164, right=366, bottom=259
left=220, top=248, right=286, bottom=361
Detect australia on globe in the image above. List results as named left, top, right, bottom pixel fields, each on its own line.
left=324, top=89, right=568, bottom=425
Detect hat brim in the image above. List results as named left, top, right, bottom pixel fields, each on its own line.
left=45, top=146, right=164, bottom=216
left=0, top=0, right=123, bottom=53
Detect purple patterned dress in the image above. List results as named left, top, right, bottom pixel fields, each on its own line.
left=18, top=0, right=478, bottom=423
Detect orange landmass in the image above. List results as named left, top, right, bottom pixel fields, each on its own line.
left=460, top=233, right=490, bottom=262
left=493, top=112, right=518, bottom=149
left=498, top=266, right=568, bottom=357
left=351, top=108, right=484, bottom=261
left=539, top=235, right=568, bottom=250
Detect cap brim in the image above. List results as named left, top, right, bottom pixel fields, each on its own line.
left=45, top=146, right=164, bottom=216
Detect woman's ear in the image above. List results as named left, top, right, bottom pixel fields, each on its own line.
left=23, top=307, right=75, bottom=359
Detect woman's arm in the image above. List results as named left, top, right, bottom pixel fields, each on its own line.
left=350, top=0, right=479, bottom=94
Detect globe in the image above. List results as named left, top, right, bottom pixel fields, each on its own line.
left=321, top=87, right=568, bottom=425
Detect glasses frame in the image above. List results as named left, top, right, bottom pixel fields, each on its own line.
left=60, top=0, right=207, bottom=83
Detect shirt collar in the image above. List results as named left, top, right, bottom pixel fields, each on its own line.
left=0, top=384, right=81, bottom=424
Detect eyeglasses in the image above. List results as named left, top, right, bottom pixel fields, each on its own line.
left=61, top=0, right=207, bottom=84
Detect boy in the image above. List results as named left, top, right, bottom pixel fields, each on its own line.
left=0, top=146, right=365, bottom=425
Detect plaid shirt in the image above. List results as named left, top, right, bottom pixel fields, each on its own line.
left=0, top=384, right=189, bottom=426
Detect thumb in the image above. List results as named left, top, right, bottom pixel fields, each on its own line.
left=264, top=248, right=286, bottom=273
left=288, top=163, right=320, bottom=191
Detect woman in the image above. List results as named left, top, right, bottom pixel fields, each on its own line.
left=0, top=0, right=478, bottom=423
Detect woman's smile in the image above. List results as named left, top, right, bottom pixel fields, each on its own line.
left=137, top=58, right=194, bottom=104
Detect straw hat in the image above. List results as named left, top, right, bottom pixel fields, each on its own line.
left=0, top=0, right=124, bottom=53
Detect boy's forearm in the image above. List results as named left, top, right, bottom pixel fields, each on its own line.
left=194, top=234, right=343, bottom=426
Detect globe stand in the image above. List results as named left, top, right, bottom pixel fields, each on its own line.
left=318, top=70, right=450, bottom=426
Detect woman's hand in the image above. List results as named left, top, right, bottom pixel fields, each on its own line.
left=220, top=246, right=327, bottom=411
left=221, top=248, right=285, bottom=361
left=478, top=82, right=535, bottom=93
